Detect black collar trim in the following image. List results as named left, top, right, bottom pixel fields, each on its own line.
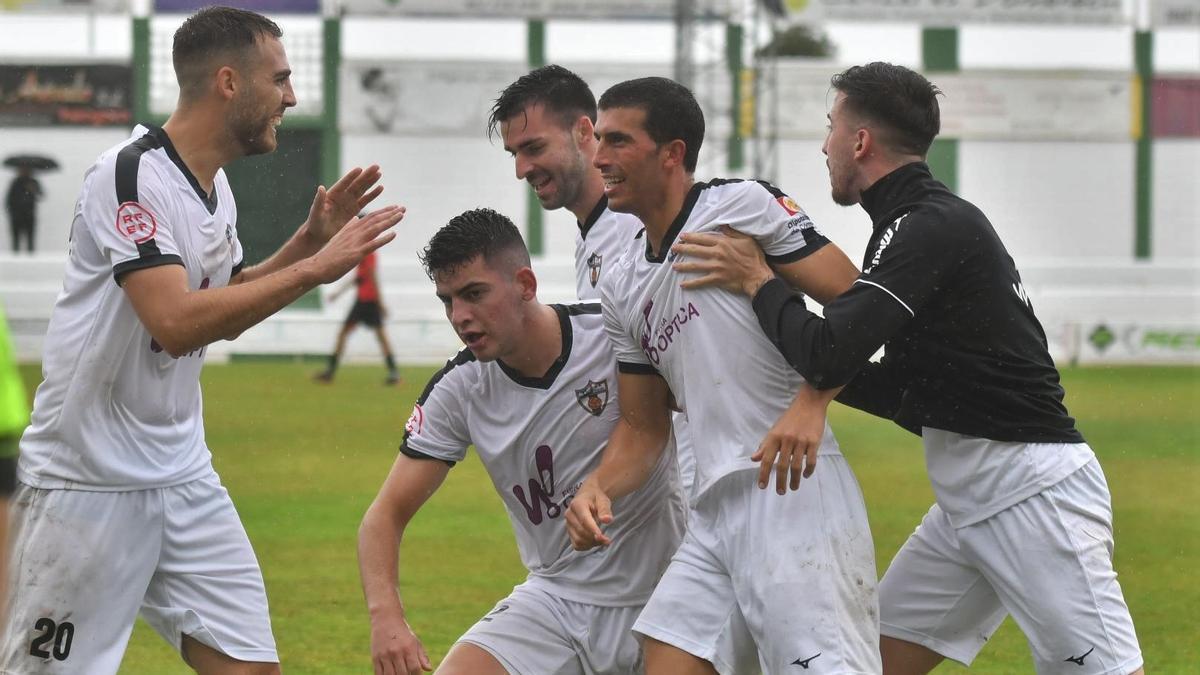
left=497, top=304, right=573, bottom=390
left=860, top=161, right=934, bottom=229
left=645, top=181, right=704, bottom=264
left=147, top=125, right=218, bottom=215
left=578, top=195, right=608, bottom=240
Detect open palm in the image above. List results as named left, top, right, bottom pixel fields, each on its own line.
left=306, top=165, right=385, bottom=243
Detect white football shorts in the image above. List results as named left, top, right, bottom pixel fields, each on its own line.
left=879, top=459, right=1142, bottom=674
left=0, top=473, right=277, bottom=674
left=634, top=461, right=880, bottom=674
left=456, top=580, right=644, bottom=675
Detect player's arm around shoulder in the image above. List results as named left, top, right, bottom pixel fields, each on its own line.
left=358, top=453, right=451, bottom=675
left=673, top=182, right=860, bottom=305
left=567, top=369, right=673, bottom=551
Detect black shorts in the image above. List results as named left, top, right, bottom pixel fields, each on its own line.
left=345, top=300, right=382, bottom=328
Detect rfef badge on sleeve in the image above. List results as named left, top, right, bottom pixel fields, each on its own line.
left=115, top=202, right=158, bottom=244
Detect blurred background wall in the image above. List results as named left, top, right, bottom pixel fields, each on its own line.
left=1, top=0, right=1197, bottom=365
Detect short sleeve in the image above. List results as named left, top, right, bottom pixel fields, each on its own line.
left=400, top=354, right=473, bottom=464
left=856, top=210, right=956, bottom=318
left=598, top=268, right=656, bottom=375
left=229, top=203, right=244, bottom=275
left=89, top=159, right=183, bottom=284
left=724, top=181, right=830, bottom=264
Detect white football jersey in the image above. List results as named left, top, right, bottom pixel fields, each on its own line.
left=19, top=125, right=242, bottom=490
left=402, top=303, right=686, bottom=606
left=573, top=196, right=642, bottom=301
left=601, top=179, right=841, bottom=499
left=573, top=197, right=701, bottom=498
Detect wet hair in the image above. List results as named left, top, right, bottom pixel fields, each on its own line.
left=830, top=62, right=942, bottom=157
left=172, top=6, right=282, bottom=100
left=598, top=77, right=704, bottom=172
left=420, top=208, right=531, bottom=280
left=487, top=64, right=597, bottom=140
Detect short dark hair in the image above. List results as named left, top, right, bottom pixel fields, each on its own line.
left=831, top=62, right=942, bottom=157
left=488, top=65, right=597, bottom=140
left=598, top=77, right=705, bottom=172
left=420, top=208, right=530, bottom=280
left=173, top=6, right=283, bottom=100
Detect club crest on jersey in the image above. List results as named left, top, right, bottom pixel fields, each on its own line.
left=115, top=201, right=158, bottom=244
left=224, top=223, right=234, bottom=246
left=405, top=404, right=424, bottom=436
left=776, top=195, right=801, bottom=216
left=575, top=379, right=609, bottom=416
left=587, top=252, right=603, bottom=288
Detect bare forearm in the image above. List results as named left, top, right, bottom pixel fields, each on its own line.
left=142, top=260, right=319, bottom=356
left=592, top=417, right=669, bottom=500
left=358, top=504, right=407, bottom=619
left=234, top=224, right=323, bottom=285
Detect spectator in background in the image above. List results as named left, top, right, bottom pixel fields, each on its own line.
left=6, top=168, right=42, bottom=254
left=315, top=250, right=401, bottom=385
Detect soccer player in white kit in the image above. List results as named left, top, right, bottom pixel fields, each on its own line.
left=358, top=208, right=686, bottom=675
left=672, top=63, right=1143, bottom=675
left=566, top=78, right=880, bottom=675
left=1, top=7, right=404, bottom=673
left=488, top=65, right=701, bottom=497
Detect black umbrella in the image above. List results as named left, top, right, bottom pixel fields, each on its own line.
left=4, top=154, right=59, bottom=171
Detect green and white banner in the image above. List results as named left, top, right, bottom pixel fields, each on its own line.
left=764, top=64, right=1132, bottom=141
left=781, top=0, right=1128, bottom=26
left=335, top=0, right=729, bottom=19
left=1151, top=0, right=1200, bottom=26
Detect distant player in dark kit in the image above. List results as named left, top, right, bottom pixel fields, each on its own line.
left=672, top=62, right=1144, bottom=675
left=314, top=250, right=401, bottom=385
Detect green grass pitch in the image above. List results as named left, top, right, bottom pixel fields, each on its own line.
left=15, top=363, right=1199, bottom=673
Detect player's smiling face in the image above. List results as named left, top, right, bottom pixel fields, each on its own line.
left=593, top=106, right=667, bottom=218
left=434, top=254, right=529, bottom=363
left=501, top=103, right=590, bottom=213
left=228, top=36, right=296, bottom=157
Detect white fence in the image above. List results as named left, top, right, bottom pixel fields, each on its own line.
left=4, top=252, right=1197, bottom=365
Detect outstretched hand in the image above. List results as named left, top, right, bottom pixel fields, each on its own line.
left=309, top=206, right=405, bottom=285
left=306, top=165, right=386, bottom=244
left=671, top=225, right=775, bottom=297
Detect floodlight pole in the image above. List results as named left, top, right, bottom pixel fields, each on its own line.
left=922, top=27, right=960, bottom=194
left=525, top=19, right=547, bottom=256
left=674, top=0, right=696, bottom=89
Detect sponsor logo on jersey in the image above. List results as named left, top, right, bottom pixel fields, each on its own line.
left=511, top=444, right=581, bottom=525
left=574, top=379, right=610, bottom=416
left=224, top=223, right=234, bottom=247
left=863, top=212, right=909, bottom=274
left=1012, top=279, right=1032, bottom=308
left=115, top=201, right=158, bottom=244
left=639, top=300, right=701, bottom=366
left=405, top=404, right=424, bottom=436
left=587, top=252, right=603, bottom=287
left=777, top=195, right=801, bottom=215
left=785, top=213, right=815, bottom=236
